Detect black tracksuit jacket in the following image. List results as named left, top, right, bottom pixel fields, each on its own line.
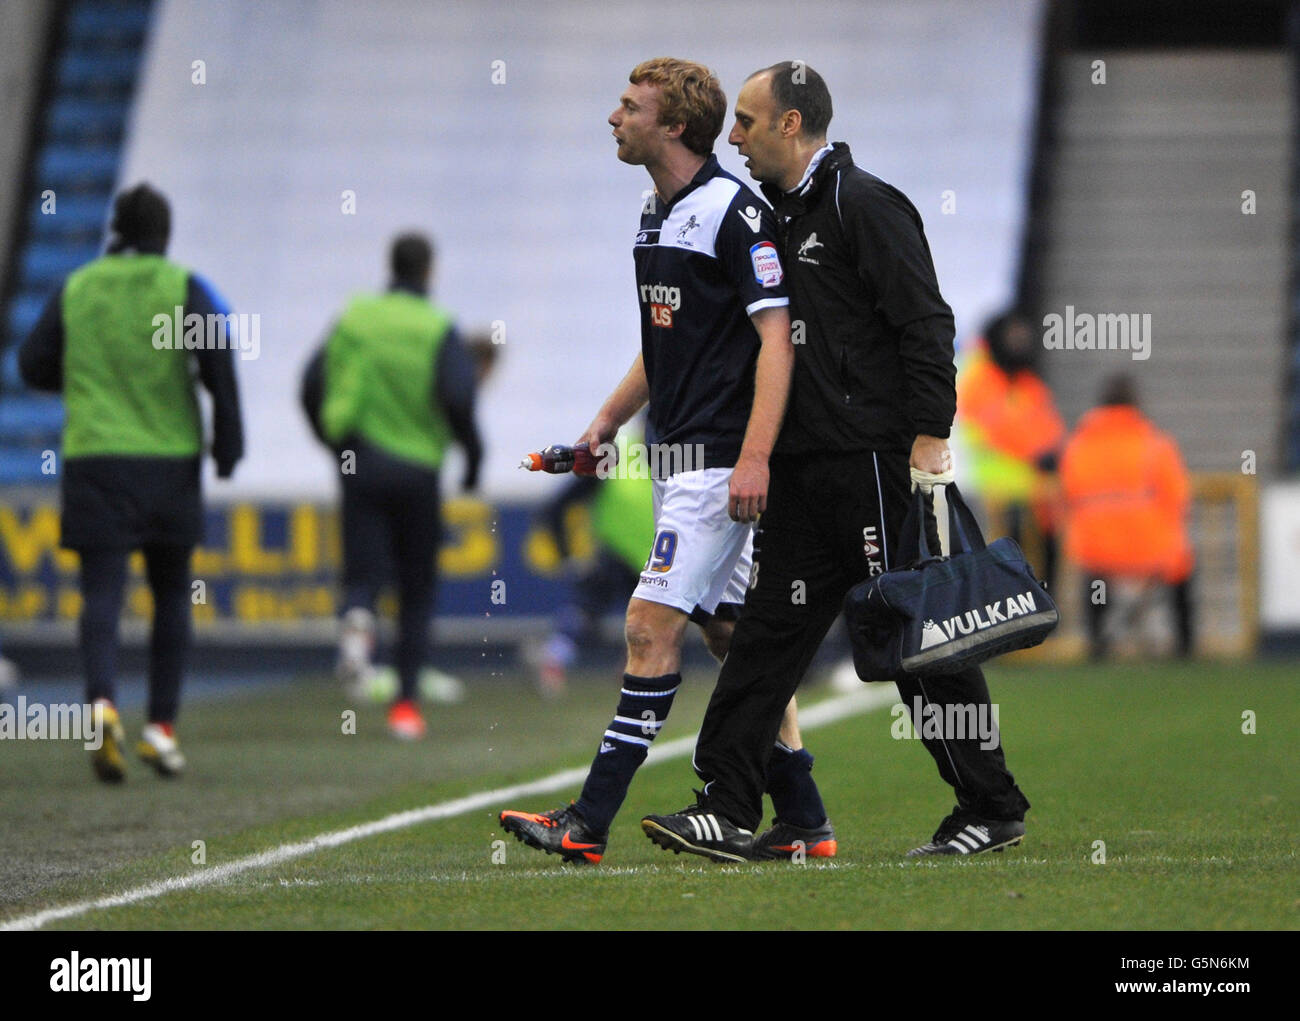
left=760, top=142, right=957, bottom=454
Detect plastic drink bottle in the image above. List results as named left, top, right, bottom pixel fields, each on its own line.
left=519, top=442, right=601, bottom=475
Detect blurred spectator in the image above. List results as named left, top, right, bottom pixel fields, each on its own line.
left=957, top=310, right=1065, bottom=589
left=1059, top=374, right=1195, bottom=659
left=463, top=330, right=501, bottom=387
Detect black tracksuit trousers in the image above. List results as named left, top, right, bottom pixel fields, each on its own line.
left=340, top=439, right=442, bottom=701
left=80, top=544, right=192, bottom=724
left=693, top=449, right=1031, bottom=832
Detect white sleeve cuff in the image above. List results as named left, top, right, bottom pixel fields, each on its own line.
left=746, top=296, right=790, bottom=316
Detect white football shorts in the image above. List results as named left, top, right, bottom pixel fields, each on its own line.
left=631, top=466, right=753, bottom=618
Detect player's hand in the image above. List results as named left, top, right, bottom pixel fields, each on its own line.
left=577, top=414, right=617, bottom=452
left=728, top=453, right=768, bottom=522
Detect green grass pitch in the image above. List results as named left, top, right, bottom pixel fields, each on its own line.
left=1, top=659, right=1295, bottom=930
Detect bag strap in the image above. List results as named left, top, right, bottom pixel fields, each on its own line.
left=943, top=481, right=987, bottom=554
left=898, top=485, right=935, bottom=564
left=898, top=480, right=989, bottom=563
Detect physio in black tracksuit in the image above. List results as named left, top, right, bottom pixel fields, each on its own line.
left=686, top=65, right=1030, bottom=849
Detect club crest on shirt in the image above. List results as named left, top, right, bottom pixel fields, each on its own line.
left=676, top=215, right=701, bottom=245
left=798, top=232, right=824, bottom=265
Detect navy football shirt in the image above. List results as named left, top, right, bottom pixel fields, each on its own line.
left=633, top=155, right=788, bottom=471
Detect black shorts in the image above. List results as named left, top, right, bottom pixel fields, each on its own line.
left=338, top=437, right=443, bottom=591
left=689, top=600, right=744, bottom=626
left=61, top=455, right=202, bottom=551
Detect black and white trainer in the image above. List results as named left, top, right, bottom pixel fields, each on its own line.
left=907, top=811, right=1025, bottom=857
left=641, top=796, right=755, bottom=863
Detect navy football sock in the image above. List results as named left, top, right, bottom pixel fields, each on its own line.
left=574, top=673, right=680, bottom=834
left=766, top=743, right=827, bottom=830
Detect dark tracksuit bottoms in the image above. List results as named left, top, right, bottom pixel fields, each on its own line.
left=338, top=439, right=442, bottom=701
left=693, top=448, right=1032, bottom=833
left=80, top=543, right=191, bottom=723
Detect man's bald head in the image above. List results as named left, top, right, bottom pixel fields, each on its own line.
left=747, top=61, right=833, bottom=140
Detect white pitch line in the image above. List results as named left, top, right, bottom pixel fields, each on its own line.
left=2, top=684, right=898, bottom=931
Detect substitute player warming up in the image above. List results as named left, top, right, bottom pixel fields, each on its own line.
left=20, top=184, right=244, bottom=782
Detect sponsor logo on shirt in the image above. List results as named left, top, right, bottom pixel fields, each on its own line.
left=737, top=205, right=763, bottom=233
left=749, top=241, right=784, bottom=288
left=639, top=283, right=681, bottom=309
left=640, top=282, right=681, bottom=328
